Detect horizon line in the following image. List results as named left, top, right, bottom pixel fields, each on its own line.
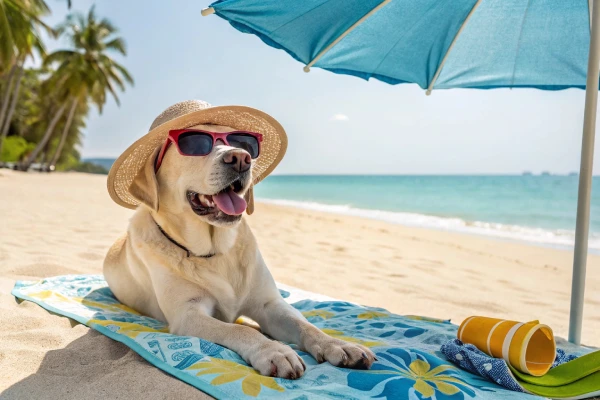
left=82, top=158, right=588, bottom=176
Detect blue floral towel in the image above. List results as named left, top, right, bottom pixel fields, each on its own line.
left=13, top=275, right=537, bottom=400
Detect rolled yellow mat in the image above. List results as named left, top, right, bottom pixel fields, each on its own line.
left=458, top=316, right=556, bottom=376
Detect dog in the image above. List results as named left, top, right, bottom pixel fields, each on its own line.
left=104, top=111, right=375, bottom=379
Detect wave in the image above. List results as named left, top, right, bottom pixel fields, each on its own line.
left=257, top=198, right=600, bottom=252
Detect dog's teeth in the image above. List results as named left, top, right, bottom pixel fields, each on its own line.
left=197, top=194, right=214, bottom=208
left=204, top=195, right=214, bottom=207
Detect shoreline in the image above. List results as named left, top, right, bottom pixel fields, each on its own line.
left=257, top=197, right=597, bottom=254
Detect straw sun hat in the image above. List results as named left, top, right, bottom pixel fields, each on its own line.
left=107, top=100, right=287, bottom=212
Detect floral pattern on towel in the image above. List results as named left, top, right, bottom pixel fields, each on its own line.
left=13, top=275, right=535, bottom=399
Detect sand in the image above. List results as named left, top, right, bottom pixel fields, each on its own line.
left=0, top=170, right=598, bottom=399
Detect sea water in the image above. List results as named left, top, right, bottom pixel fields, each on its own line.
left=254, top=175, right=600, bottom=251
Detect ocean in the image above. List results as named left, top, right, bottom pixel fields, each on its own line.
left=86, top=158, right=600, bottom=251
left=84, top=158, right=115, bottom=172
left=254, top=175, right=600, bottom=252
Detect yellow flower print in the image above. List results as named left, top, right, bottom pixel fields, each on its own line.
left=81, top=298, right=141, bottom=314
left=322, top=328, right=385, bottom=347
left=404, top=315, right=448, bottom=324
left=399, top=359, right=464, bottom=397
left=28, top=290, right=141, bottom=314
left=89, top=319, right=168, bottom=338
left=302, top=310, right=335, bottom=319
left=188, top=358, right=284, bottom=397
left=356, top=311, right=389, bottom=319
left=348, top=350, right=473, bottom=399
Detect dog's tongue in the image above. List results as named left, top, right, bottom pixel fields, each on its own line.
left=212, top=189, right=247, bottom=215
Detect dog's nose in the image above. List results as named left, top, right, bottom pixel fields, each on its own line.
left=223, top=150, right=251, bottom=173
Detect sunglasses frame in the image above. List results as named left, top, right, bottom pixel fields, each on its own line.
left=154, top=129, right=263, bottom=172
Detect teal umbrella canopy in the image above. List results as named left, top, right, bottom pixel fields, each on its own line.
left=206, top=0, right=592, bottom=92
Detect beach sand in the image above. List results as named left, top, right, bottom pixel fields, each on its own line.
left=1, top=170, right=599, bottom=399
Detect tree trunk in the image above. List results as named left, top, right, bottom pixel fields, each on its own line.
left=21, top=103, right=67, bottom=170
left=1, top=64, right=24, bottom=135
left=0, top=64, right=25, bottom=157
left=50, top=98, right=77, bottom=167
left=0, top=64, right=17, bottom=136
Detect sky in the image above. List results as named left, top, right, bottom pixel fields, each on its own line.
left=36, top=0, right=600, bottom=175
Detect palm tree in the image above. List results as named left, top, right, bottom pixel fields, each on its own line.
left=0, top=0, right=50, bottom=68
left=0, top=0, right=51, bottom=158
left=1, top=32, right=45, bottom=134
left=0, top=65, right=17, bottom=132
left=22, top=6, right=133, bottom=169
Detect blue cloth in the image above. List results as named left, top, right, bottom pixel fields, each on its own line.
left=14, top=274, right=537, bottom=400
left=441, top=339, right=582, bottom=394
left=209, top=0, right=592, bottom=91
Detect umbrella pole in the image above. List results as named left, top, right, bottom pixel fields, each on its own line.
left=569, top=0, right=600, bottom=345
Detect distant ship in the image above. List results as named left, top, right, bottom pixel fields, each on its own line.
left=569, top=171, right=578, bottom=176
left=541, top=171, right=551, bottom=176
left=522, top=171, right=533, bottom=176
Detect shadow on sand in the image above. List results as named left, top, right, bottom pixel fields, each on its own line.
left=3, top=293, right=213, bottom=400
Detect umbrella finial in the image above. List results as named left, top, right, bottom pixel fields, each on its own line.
left=425, top=89, right=432, bottom=96
left=201, top=7, right=215, bottom=16
left=303, top=66, right=310, bottom=73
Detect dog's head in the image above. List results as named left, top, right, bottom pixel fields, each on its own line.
left=129, top=124, right=253, bottom=227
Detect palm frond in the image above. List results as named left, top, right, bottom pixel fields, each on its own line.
left=96, top=65, right=120, bottom=107
left=87, top=4, right=96, bottom=25
left=104, top=37, right=126, bottom=55
left=0, top=2, right=16, bottom=66
left=5, top=0, right=55, bottom=37
left=98, top=17, right=117, bottom=35
left=42, top=49, right=79, bottom=66
left=111, top=59, right=134, bottom=85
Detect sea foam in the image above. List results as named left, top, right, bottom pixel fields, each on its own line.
left=258, top=198, right=600, bottom=252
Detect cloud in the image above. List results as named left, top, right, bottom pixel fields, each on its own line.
left=330, top=113, right=349, bottom=121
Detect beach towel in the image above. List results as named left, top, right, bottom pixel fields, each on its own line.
left=11, top=275, right=590, bottom=400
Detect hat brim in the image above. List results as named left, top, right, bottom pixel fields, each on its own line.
left=107, top=105, right=287, bottom=210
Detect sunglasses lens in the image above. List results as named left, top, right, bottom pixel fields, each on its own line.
left=227, top=134, right=260, bottom=158
left=178, top=132, right=213, bottom=155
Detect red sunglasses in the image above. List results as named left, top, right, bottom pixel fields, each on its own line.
left=155, top=129, right=263, bottom=172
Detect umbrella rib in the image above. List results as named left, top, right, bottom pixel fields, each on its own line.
left=425, top=0, right=482, bottom=95
left=303, top=0, right=392, bottom=73
left=509, top=0, right=533, bottom=88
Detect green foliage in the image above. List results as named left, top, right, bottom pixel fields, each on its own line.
left=64, top=161, right=108, bottom=174
left=0, top=135, right=34, bottom=161
left=45, top=5, right=133, bottom=113
left=0, top=0, right=53, bottom=69
left=52, top=149, right=79, bottom=170
left=0, top=4, right=132, bottom=171
left=0, top=66, right=87, bottom=166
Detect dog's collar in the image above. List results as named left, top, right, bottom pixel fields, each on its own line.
left=153, top=219, right=215, bottom=259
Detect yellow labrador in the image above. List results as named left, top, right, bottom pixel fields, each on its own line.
left=103, top=123, right=375, bottom=379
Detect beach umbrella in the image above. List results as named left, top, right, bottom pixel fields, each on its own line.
left=202, top=0, right=600, bottom=345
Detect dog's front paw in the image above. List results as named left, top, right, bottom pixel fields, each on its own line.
left=307, top=338, right=376, bottom=369
left=249, top=340, right=306, bottom=379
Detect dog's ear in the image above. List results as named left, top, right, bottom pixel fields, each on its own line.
left=244, top=186, right=255, bottom=215
left=129, top=147, right=159, bottom=212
